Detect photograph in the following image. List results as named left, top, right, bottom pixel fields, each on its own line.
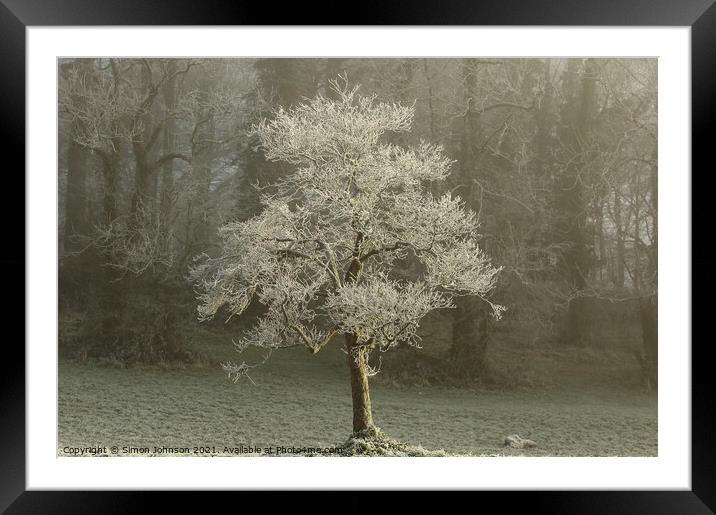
left=57, top=56, right=659, bottom=458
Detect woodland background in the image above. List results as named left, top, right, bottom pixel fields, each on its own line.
left=58, top=57, right=658, bottom=391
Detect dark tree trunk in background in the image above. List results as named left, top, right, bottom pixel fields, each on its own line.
left=614, top=189, right=625, bottom=289
left=98, top=59, right=123, bottom=226
left=422, top=59, right=436, bottom=141
left=130, top=143, right=153, bottom=218
left=556, top=58, right=596, bottom=346
left=159, top=129, right=175, bottom=220
left=130, top=63, right=159, bottom=220
left=649, top=154, right=658, bottom=274
left=62, top=59, right=92, bottom=252
left=187, top=114, right=215, bottom=258
left=638, top=296, right=657, bottom=391
left=423, top=59, right=441, bottom=199
left=185, top=70, right=217, bottom=263
left=59, top=61, right=93, bottom=311
left=530, top=59, right=557, bottom=275
left=392, top=59, right=415, bottom=146
left=637, top=150, right=658, bottom=391
left=534, top=59, right=554, bottom=181
left=160, top=60, right=177, bottom=223
left=257, top=58, right=310, bottom=108
left=236, top=59, right=320, bottom=221
left=92, top=143, right=124, bottom=359
left=631, top=173, right=642, bottom=292
left=64, top=138, right=89, bottom=248
left=100, top=149, right=120, bottom=225
left=450, top=296, right=491, bottom=381
left=596, top=200, right=606, bottom=281
left=346, top=333, right=376, bottom=435
left=450, top=59, right=492, bottom=379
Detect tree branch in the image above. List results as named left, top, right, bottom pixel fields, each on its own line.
left=360, top=241, right=411, bottom=262
left=152, top=152, right=192, bottom=170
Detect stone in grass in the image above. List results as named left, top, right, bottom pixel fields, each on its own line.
left=503, top=434, right=537, bottom=449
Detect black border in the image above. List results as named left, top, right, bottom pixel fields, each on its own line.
left=3, top=1, right=713, bottom=512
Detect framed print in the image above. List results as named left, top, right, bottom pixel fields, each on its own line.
left=3, top=0, right=713, bottom=511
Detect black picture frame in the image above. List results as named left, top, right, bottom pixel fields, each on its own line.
left=2, top=0, right=712, bottom=511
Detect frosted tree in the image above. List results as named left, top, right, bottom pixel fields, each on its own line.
left=193, top=79, right=504, bottom=436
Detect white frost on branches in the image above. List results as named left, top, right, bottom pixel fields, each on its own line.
left=193, top=77, right=504, bottom=375
left=326, top=280, right=453, bottom=351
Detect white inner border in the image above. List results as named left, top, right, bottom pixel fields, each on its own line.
left=27, top=27, right=691, bottom=490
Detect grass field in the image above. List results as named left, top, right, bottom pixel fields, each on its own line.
left=58, top=333, right=657, bottom=457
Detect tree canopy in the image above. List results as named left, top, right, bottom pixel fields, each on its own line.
left=193, top=79, right=503, bottom=380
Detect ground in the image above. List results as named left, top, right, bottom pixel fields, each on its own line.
left=58, top=330, right=657, bottom=457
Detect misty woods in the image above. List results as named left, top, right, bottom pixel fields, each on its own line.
left=58, top=58, right=657, bottom=401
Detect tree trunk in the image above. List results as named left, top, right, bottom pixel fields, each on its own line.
left=187, top=113, right=215, bottom=255
left=556, top=58, right=596, bottom=346
left=343, top=231, right=376, bottom=435
left=100, top=60, right=123, bottom=226
left=529, top=59, right=556, bottom=276
left=450, top=296, right=491, bottom=381
left=638, top=150, right=658, bottom=391
left=449, top=58, right=491, bottom=376
left=159, top=59, right=177, bottom=223
left=649, top=150, right=658, bottom=274
left=130, top=142, right=152, bottom=218
left=638, top=295, right=658, bottom=391
left=130, top=63, right=160, bottom=221
left=422, top=59, right=436, bottom=141
left=614, top=188, right=625, bottom=289
left=346, top=333, right=376, bottom=435
left=596, top=200, right=605, bottom=281
left=534, top=59, right=554, bottom=181
left=100, top=149, right=120, bottom=225
left=632, top=173, right=642, bottom=292
left=64, top=126, right=89, bottom=252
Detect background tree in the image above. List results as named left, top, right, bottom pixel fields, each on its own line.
left=58, top=58, right=251, bottom=363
